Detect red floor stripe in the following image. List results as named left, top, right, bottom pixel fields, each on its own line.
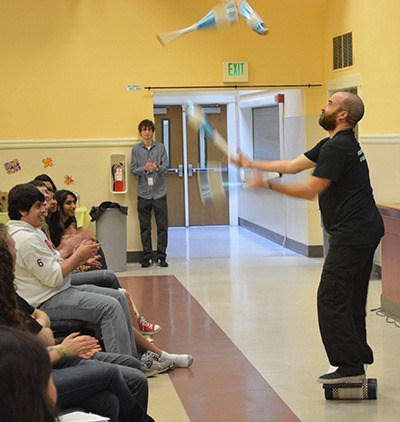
left=120, top=275, right=300, bottom=422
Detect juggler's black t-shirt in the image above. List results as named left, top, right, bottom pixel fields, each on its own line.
left=304, top=129, right=384, bottom=246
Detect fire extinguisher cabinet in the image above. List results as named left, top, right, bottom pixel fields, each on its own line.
left=110, top=154, right=127, bottom=194
left=91, top=202, right=128, bottom=273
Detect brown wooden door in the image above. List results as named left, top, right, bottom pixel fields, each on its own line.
left=187, top=105, right=229, bottom=226
left=155, top=104, right=229, bottom=227
left=155, top=105, right=185, bottom=226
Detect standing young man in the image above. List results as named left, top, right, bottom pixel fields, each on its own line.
left=232, top=92, right=384, bottom=384
left=130, top=119, right=169, bottom=268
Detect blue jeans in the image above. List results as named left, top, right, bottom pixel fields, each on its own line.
left=55, top=355, right=149, bottom=421
left=59, top=391, right=119, bottom=422
left=54, top=360, right=131, bottom=421
left=92, top=352, right=148, bottom=418
left=84, top=391, right=119, bottom=421
left=71, top=269, right=120, bottom=289
left=39, top=285, right=137, bottom=357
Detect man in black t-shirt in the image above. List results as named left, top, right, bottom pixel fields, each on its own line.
left=232, top=92, right=384, bottom=384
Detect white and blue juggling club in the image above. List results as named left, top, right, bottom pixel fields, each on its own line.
left=157, top=1, right=238, bottom=45
left=235, top=0, right=267, bottom=35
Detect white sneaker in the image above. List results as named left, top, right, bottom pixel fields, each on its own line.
left=140, top=351, right=174, bottom=374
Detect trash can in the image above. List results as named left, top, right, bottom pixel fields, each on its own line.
left=90, top=202, right=128, bottom=272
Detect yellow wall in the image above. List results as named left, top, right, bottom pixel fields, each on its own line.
left=0, top=0, right=326, bottom=139
left=325, top=0, right=400, bottom=134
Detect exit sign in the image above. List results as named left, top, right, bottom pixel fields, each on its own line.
left=223, top=61, right=249, bottom=82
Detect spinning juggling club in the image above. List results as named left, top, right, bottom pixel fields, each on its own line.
left=157, top=1, right=238, bottom=46
left=235, top=0, right=267, bottom=35
left=186, top=100, right=230, bottom=156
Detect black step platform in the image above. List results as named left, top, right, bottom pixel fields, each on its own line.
left=323, top=378, right=377, bottom=400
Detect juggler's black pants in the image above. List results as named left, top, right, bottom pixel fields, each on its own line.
left=317, top=241, right=379, bottom=375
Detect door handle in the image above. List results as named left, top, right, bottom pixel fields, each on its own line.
left=178, top=164, right=183, bottom=177
left=188, top=164, right=193, bottom=177
left=191, top=167, right=228, bottom=173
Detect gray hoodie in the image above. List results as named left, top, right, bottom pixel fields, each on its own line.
left=7, top=220, right=70, bottom=308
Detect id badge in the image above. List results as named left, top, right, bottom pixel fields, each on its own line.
left=148, top=177, right=154, bottom=187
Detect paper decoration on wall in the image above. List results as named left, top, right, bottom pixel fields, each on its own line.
left=3, top=159, right=22, bottom=175
left=64, top=175, right=75, bottom=186
left=42, top=157, right=54, bottom=168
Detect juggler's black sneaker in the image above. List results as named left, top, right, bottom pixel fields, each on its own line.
left=317, top=370, right=365, bottom=384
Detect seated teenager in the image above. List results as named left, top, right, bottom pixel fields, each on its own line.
left=7, top=184, right=139, bottom=357
left=54, top=189, right=108, bottom=269
left=34, top=173, right=58, bottom=193
left=0, top=327, right=59, bottom=422
left=0, top=327, right=148, bottom=422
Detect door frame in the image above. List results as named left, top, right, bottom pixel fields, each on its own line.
left=154, top=90, right=239, bottom=225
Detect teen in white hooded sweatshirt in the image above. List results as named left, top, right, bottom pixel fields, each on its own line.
left=7, top=183, right=138, bottom=357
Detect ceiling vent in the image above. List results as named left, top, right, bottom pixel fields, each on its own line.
left=333, top=32, right=353, bottom=70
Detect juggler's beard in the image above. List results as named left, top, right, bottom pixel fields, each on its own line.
left=319, top=112, right=339, bottom=131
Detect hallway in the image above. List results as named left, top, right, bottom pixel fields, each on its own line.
left=119, top=226, right=399, bottom=421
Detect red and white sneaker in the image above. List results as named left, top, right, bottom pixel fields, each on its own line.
left=137, top=315, right=161, bottom=335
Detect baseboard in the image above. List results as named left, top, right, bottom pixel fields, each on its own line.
left=127, top=251, right=143, bottom=263
left=239, top=218, right=323, bottom=258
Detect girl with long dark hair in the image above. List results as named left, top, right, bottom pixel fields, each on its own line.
left=0, top=327, right=58, bottom=422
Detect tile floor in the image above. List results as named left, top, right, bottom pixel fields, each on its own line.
left=117, top=226, right=400, bottom=422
